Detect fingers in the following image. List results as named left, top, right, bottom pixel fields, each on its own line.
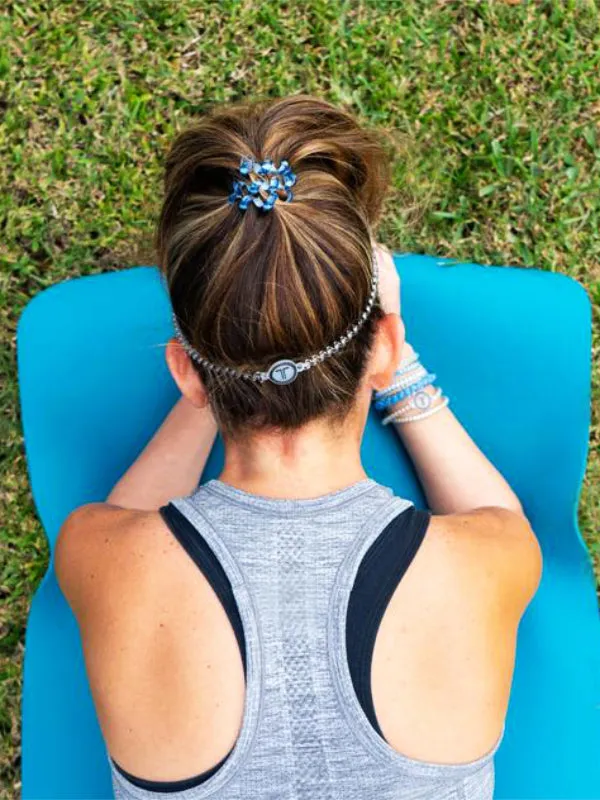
left=372, top=240, right=392, bottom=257
left=374, top=244, right=400, bottom=286
left=372, top=241, right=397, bottom=271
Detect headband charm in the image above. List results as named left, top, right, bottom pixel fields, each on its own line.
left=229, top=155, right=296, bottom=211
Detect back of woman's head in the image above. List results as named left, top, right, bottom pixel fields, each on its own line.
left=156, top=94, right=393, bottom=439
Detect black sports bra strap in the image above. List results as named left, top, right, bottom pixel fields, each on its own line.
left=346, top=504, right=433, bottom=740
left=157, top=503, right=248, bottom=678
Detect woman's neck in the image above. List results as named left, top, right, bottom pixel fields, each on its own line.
left=219, top=414, right=368, bottom=499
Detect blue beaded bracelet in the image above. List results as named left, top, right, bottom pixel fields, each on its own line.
left=374, top=372, right=437, bottom=411
left=374, top=352, right=421, bottom=400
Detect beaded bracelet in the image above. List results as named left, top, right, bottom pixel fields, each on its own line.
left=374, top=373, right=437, bottom=411
left=375, top=364, right=428, bottom=399
left=381, top=387, right=444, bottom=425
left=385, top=386, right=443, bottom=417
left=385, top=395, right=450, bottom=425
left=393, top=350, right=421, bottom=377
left=374, top=352, right=421, bottom=401
left=374, top=350, right=430, bottom=403
left=382, top=388, right=442, bottom=425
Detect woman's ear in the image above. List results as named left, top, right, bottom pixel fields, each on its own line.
left=366, top=313, right=405, bottom=392
left=165, top=338, right=210, bottom=408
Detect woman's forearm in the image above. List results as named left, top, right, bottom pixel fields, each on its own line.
left=390, top=343, right=525, bottom=516
left=106, top=396, right=218, bottom=511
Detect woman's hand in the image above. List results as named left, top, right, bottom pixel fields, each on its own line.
left=371, top=240, right=415, bottom=360
left=372, top=241, right=401, bottom=318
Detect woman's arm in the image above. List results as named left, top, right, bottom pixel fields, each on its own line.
left=372, top=243, right=525, bottom=517
left=390, top=341, right=525, bottom=516
left=105, top=395, right=218, bottom=510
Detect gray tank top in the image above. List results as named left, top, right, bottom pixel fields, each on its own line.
left=108, top=477, right=501, bottom=799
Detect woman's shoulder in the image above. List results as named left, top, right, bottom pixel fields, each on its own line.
left=54, top=503, right=173, bottom=623
left=422, top=507, right=542, bottom=616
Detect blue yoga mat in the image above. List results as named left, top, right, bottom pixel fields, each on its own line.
left=17, top=255, right=600, bottom=799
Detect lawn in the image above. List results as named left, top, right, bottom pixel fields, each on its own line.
left=1, top=1, right=599, bottom=797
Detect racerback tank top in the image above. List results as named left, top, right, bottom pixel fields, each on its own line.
left=107, top=477, right=502, bottom=799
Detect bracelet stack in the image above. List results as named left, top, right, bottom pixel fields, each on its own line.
left=373, top=350, right=450, bottom=425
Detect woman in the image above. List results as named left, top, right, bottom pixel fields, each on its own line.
left=55, top=94, right=542, bottom=800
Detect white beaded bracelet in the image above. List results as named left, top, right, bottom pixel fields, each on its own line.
left=393, top=350, right=420, bottom=376
left=386, top=387, right=444, bottom=418
left=374, top=350, right=426, bottom=400
left=383, top=394, right=449, bottom=426
left=381, top=387, right=442, bottom=425
left=376, top=364, right=428, bottom=398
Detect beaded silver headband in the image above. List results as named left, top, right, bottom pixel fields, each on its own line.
left=171, top=250, right=380, bottom=386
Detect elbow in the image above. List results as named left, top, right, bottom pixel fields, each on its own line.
left=503, top=495, right=528, bottom=520
left=482, top=491, right=529, bottom=522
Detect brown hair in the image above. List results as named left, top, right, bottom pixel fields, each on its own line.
left=156, top=94, right=393, bottom=439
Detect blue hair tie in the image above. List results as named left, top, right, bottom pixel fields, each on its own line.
left=229, top=155, right=297, bottom=211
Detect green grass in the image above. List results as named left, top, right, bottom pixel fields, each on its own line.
left=1, top=1, right=599, bottom=796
